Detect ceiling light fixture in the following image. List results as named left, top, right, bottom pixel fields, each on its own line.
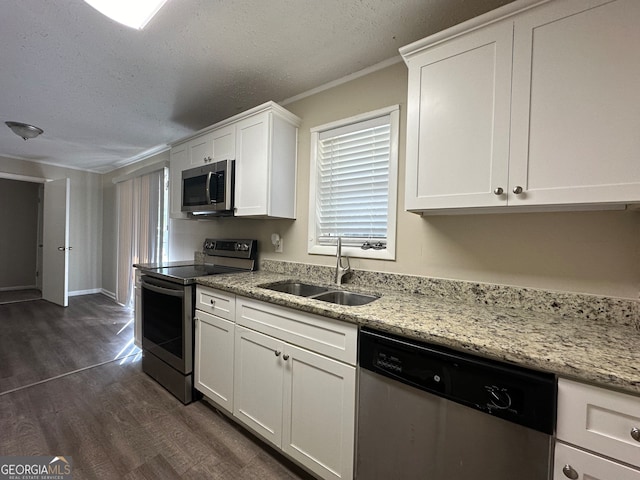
left=84, top=0, right=168, bottom=30
left=5, top=121, right=44, bottom=140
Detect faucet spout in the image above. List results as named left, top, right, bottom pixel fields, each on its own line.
left=335, top=237, right=351, bottom=285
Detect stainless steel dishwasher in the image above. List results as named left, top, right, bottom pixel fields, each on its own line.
left=356, top=328, right=556, bottom=480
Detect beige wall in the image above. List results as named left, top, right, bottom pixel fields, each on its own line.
left=0, top=156, right=103, bottom=294
left=0, top=178, right=39, bottom=289
left=190, top=62, right=640, bottom=299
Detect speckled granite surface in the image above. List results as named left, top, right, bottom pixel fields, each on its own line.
left=261, top=260, right=640, bottom=329
left=196, top=262, right=640, bottom=396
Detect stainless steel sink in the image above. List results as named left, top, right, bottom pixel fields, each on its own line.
left=259, top=281, right=379, bottom=306
left=261, top=281, right=329, bottom=297
left=312, top=290, right=379, bottom=306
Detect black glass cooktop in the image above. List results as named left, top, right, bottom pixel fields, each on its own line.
left=143, top=264, right=243, bottom=284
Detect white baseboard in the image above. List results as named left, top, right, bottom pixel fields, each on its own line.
left=101, top=289, right=116, bottom=300
left=0, top=285, right=38, bottom=292
left=68, top=288, right=102, bottom=297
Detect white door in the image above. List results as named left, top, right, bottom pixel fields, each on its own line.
left=194, top=310, right=235, bottom=413
left=403, top=20, right=513, bottom=211
left=42, top=178, right=70, bottom=307
left=233, top=326, right=284, bottom=447
left=234, top=112, right=270, bottom=216
left=509, top=0, right=640, bottom=206
left=553, top=443, right=640, bottom=480
left=283, top=343, right=356, bottom=480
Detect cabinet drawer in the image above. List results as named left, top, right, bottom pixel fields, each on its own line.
left=236, top=297, right=357, bottom=365
left=554, top=442, right=640, bottom=480
left=557, top=378, right=640, bottom=468
left=196, top=286, right=235, bottom=321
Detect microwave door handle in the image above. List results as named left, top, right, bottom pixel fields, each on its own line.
left=205, top=171, right=213, bottom=204
left=141, top=281, right=185, bottom=298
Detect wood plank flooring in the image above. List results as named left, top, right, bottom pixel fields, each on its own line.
left=0, top=288, right=42, bottom=305
left=0, top=294, right=313, bottom=479
left=0, top=294, right=137, bottom=394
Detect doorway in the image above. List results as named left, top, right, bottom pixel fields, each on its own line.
left=0, top=177, right=42, bottom=304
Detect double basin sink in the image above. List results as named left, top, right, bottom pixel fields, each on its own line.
left=260, top=280, right=379, bottom=306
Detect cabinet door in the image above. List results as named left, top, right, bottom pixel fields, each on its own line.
left=234, top=112, right=270, bottom=216
left=557, top=378, right=640, bottom=469
left=283, top=344, right=356, bottom=480
left=404, top=20, right=513, bottom=211
left=169, top=143, right=188, bottom=219
left=194, top=311, right=234, bottom=412
left=554, top=442, right=640, bottom=480
left=510, top=0, right=640, bottom=206
left=211, top=124, right=236, bottom=162
left=233, top=326, right=284, bottom=447
left=189, top=132, right=214, bottom=167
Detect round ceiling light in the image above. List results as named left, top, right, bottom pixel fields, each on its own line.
left=5, top=121, right=44, bottom=140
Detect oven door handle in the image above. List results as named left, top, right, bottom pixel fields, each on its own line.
left=141, top=280, right=185, bottom=298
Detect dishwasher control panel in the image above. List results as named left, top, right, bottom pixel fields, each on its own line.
left=360, top=328, right=557, bottom=435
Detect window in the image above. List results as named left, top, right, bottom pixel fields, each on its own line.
left=115, top=166, right=169, bottom=307
left=308, top=105, right=399, bottom=260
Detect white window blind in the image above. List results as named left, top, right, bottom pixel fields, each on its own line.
left=316, top=114, right=391, bottom=247
left=116, top=167, right=168, bottom=307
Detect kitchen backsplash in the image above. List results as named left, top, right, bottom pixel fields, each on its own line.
left=260, top=259, right=640, bottom=330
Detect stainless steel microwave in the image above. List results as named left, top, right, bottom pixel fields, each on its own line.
left=181, top=160, right=235, bottom=216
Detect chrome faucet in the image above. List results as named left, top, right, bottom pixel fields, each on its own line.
left=334, top=237, right=351, bottom=285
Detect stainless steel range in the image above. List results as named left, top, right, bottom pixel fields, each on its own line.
left=139, top=239, right=257, bottom=404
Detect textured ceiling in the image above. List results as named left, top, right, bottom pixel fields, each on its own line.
left=0, top=0, right=514, bottom=173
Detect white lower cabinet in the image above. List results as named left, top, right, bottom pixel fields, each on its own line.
left=194, top=287, right=357, bottom=480
left=282, top=343, right=356, bottom=480
left=555, top=378, right=640, bottom=479
left=194, top=309, right=234, bottom=413
left=234, top=326, right=356, bottom=480
left=134, top=269, right=141, bottom=347
left=234, top=326, right=285, bottom=445
left=554, top=442, right=640, bottom=480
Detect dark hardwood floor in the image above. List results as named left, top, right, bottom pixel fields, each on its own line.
left=0, top=295, right=313, bottom=479
left=0, top=294, right=137, bottom=394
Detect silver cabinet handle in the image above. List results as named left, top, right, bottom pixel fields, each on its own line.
left=493, top=187, right=504, bottom=195
left=513, top=186, right=524, bottom=194
left=283, top=354, right=290, bottom=360
left=562, top=464, right=578, bottom=479
left=274, top=350, right=281, bottom=357
left=631, top=427, right=640, bottom=442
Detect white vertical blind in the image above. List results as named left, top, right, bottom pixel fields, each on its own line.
left=116, top=168, right=167, bottom=307
left=316, top=115, right=391, bottom=246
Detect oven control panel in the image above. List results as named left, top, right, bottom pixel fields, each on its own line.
left=203, top=239, right=257, bottom=259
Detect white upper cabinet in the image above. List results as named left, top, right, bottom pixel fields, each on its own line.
left=234, top=105, right=300, bottom=218
left=188, top=124, right=236, bottom=167
left=402, top=0, right=640, bottom=213
left=509, top=0, right=640, bottom=206
left=168, top=101, right=299, bottom=219
left=169, top=142, right=188, bottom=219
left=403, top=20, right=513, bottom=210
left=188, top=132, right=214, bottom=167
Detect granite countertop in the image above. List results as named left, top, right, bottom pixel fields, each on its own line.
left=196, top=270, right=640, bottom=396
